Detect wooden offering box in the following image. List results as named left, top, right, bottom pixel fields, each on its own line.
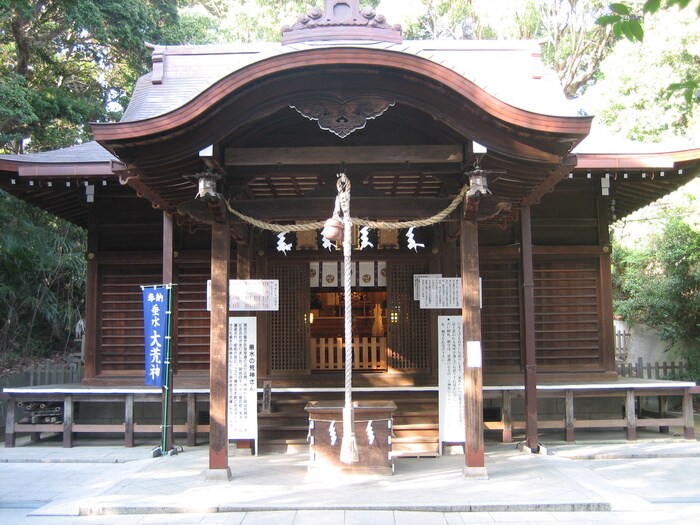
left=305, top=400, right=398, bottom=474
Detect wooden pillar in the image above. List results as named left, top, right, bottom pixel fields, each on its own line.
left=83, top=207, right=99, bottom=379
left=460, top=200, right=486, bottom=478
left=162, top=212, right=175, bottom=452
left=597, top=195, right=615, bottom=374
left=208, top=216, right=232, bottom=479
left=521, top=205, right=539, bottom=452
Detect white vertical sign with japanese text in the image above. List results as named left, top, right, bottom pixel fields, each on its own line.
left=438, top=316, right=465, bottom=445
left=228, top=317, right=258, bottom=449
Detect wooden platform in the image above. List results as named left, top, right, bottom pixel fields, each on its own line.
left=1, top=386, right=210, bottom=448
left=2, top=379, right=697, bottom=449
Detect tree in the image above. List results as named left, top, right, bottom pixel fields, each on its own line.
left=0, top=0, right=179, bottom=153
left=397, top=1, right=618, bottom=99
left=583, top=3, right=700, bottom=140
left=0, top=190, right=86, bottom=365
left=597, top=0, right=700, bottom=104
left=402, top=0, right=496, bottom=40
left=536, top=0, right=618, bottom=98
left=613, top=212, right=700, bottom=381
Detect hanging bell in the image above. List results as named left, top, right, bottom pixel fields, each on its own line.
left=321, top=217, right=344, bottom=242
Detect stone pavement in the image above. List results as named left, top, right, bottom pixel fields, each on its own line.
left=1, top=432, right=700, bottom=525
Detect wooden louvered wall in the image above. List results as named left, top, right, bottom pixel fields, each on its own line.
left=534, top=259, right=601, bottom=369
left=175, top=264, right=210, bottom=371
left=481, top=260, right=522, bottom=371
left=99, top=264, right=161, bottom=372
left=98, top=259, right=211, bottom=375
left=479, top=254, right=605, bottom=374
left=387, top=261, right=430, bottom=371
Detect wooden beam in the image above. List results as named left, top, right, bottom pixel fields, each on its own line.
left=225, top=145, right=463, bottom=166
left=521, top=158, right=576, bottom=207
left=460, top=197, right=487, bottom=479
left=208, top=214, right=231, bottom=478
left=231, top=197, right=459, bottom=222
left=521, top=205, right=539, bottom=452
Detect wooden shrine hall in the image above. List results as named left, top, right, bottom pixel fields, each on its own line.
left=2, top=0, right=699, bottom=477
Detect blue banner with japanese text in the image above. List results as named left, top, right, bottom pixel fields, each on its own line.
left=142, top=286, right=170, bottom=387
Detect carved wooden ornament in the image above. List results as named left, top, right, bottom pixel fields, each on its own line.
left=281, top=0, right=402, bottom=44
left=290, top=95, right=395, bottom=138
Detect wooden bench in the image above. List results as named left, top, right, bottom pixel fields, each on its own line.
left=484, top=379, right=697, bottom=443
left=2, top=381, right=696, bottom=448
left=2, top=386, right=210, bottom=448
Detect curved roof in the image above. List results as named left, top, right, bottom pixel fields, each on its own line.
left=94, top=44, right=592, bottom=173
left=119, top=40, right=576, bottom=124
left=2, top=25, right=698, bottom=228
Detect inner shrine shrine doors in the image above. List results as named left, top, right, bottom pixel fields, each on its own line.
left=267, top=260, right=432, bottom=376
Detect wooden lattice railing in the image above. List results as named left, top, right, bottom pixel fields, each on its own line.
left=311, top=337, right=387, bottom=371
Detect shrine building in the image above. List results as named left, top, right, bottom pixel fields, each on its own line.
left=2, top=1, right=699, bottom=477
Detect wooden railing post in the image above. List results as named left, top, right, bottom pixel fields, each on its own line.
left=4, top=398, right=16, bottom=447
left=125, top=394, right=134, bottom=448
left=565, top=390, right=575, bottom=442
left=683, top=390, right=695, bottom=440
left=501, top=390, right=512, bottom=443
left=625, top=389, right=637, bottom=440
left=187, top=393, right=197, bottom=446
left=62, top=395, right=74, bottom=448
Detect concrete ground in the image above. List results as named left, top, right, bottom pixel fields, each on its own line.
left=1, top=425, right=699, bottom=525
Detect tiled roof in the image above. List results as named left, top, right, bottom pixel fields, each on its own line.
left=0, top=141, right=117, bottom=164
left=120, top=40, right=576, bottom=123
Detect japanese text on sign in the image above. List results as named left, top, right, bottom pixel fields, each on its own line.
left=207, top=280, right=279, bottom=311
left=438, top=316, right=465, bottom=444
left=228, top=317, right=258, bottom=446
left=142, top=286, right=170, bottom=387
left=419, top=277, right=462, bottom=309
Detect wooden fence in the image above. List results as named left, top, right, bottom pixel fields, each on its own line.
left=617, top=357, right=688, bottom=380
left=310, top=336, right=387, bottom=371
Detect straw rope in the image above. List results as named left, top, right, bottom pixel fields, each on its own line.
left=337, top=175, right=359, bottom=464
left=225, top=184, right=469, bottom=233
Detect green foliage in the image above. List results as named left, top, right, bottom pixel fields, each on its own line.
left=0, top=72, right=38, bottom=149
left=0, top=0, right=182, bottom=152
left=402, top=0, right=495, bottom=40
left=0, top=190, right=86, bottom=366
left=613, top=217, right=700, bottom=381
left=597, top=0, right=700, bottom=105
left=583, top=5, right=699, bottom=141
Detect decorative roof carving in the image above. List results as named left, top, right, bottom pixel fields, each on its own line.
left=290, top=94, right=395, bottom=138
left=282, top=0, right=402, bottom=44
